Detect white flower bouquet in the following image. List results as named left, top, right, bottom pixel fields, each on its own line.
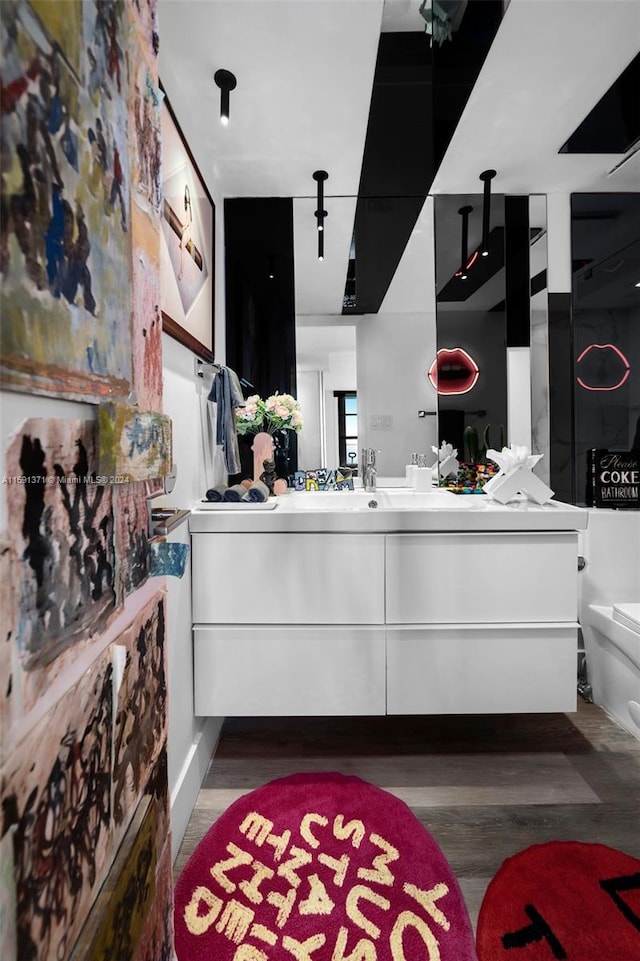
left=236, top=392, right=304, bottom=436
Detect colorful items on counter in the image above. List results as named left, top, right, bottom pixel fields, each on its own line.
left=441, top=462, right=499, bottom=493
left=293, top=468, right=354, bottom=491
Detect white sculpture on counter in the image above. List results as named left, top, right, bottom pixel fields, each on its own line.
left=484, top=444, right=554, bottom=505
left=431, top=441, right=459, bottom=479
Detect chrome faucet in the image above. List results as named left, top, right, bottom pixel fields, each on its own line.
left=361, top=448, right=378, bottom=492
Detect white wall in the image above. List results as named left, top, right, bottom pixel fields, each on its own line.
left=297, top=354, right=358, bottom=472
left=161, top=333, right=225, bottom=860
left=296, top=369, right=323, bottom=469
left=357, top=311, right=437, bottom=477
left=296, top=321, right=357, bottom=470
left=151, top=54, right=233, bottom=850
left=531, top=294, right=551, bottom=486
left=355, top=195, right=438, bottom=477
left=323, top=351, right=358, bottom=469
left=579, top=510, right=640, bottom=614
left=157, top=86, right=229, bottom=855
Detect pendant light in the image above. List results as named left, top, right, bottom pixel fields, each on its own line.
left=455, top=205, right=473, bottom=280
left=313, top=170, right=328, bottom=260
left=479, top=169, right=496, bottom=256
left=214, top=69, right=237, bottom=125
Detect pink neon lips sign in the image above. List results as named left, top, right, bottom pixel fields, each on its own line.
left=428, top=348, right=480, bottom=395
left=576, top=343, right=631, bottom=392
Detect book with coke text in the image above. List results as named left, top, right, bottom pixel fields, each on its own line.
left=586, top=449, right=640, bottom=509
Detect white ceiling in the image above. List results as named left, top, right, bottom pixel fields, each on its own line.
left=158, top=0, right=640, bottom=353
left=430, top=0, right=640, bottom=196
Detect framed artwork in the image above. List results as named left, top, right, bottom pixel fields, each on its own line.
left=0, top=0, right=134, bottom=402
left=160, top=88, right=215, bottom=361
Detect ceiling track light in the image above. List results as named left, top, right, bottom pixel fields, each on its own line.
left=214, top=69, right=237, bottom=125
left=456, top=205, right=473, bottom=280
left=313, top=170, right=328, bottom=261
left=479, top=169, right=496, bottom=256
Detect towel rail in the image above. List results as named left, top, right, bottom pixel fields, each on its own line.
left=195, top=358, right=256, bottom=392
left=195, top=358, right=220, bottom=378
left=150, top=507, right=190, bottom=537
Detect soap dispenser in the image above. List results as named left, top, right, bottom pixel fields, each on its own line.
left=406, top=452, right=419, bottom=487
left=414, top=453, right=432, bottom=491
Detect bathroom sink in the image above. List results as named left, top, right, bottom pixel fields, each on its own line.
left=288, top=488, right=486, bottom=511
left=291, top=491, right=378, bottom=510
left=375, top=489, right=485, bottom=509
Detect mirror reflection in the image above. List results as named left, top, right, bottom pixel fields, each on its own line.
left=434, top=193, right=507, bottom=464
left=158, top=1, right=638, bottom=499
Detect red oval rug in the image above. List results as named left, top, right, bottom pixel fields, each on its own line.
left=174, top=771, right=477, bottom=961
left=476, top=840, right=640, bottom=960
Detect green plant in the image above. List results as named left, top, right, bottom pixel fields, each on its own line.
left=463, top=423, right=505, bottom=463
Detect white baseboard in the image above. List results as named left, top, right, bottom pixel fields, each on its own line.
left=170, top=716, right=224, bottom=863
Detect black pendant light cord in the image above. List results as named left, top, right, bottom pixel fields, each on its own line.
left=313, top=170, right=328, bottom=260
left=479, top=168, right=496, bottom=256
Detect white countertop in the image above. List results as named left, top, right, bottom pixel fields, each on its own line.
left=189, top=487, right=589, bottom=533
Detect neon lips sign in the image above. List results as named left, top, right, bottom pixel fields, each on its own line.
left=428, top=348, right=480, bottom=395
left=576, top=343, right=631, bottom=392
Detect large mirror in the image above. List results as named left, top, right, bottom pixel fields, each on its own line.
left=434, top=193, right=508, bottom=464
left=158, top=0, right=637, bottom=487
left=158, top=0, right=505, bottom=480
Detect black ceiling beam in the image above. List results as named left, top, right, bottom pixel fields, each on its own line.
left=560, top=52, right=640, bottom=155
left=344, top=1, right=504, bottom=316
left=346, top=32, right=433, bottom=315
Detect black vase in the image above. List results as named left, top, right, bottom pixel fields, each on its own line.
left=272, top=429, right=291, bottom=480
left=234, top=433, right=254, bottom=482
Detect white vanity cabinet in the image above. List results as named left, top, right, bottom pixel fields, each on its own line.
left=385, top=532, right=579, bottom=714
left=385, top=532, right=577, bottom=624
left=192, top=532, right=386, bottom=715
left=190, top=503, right=585, bottom=717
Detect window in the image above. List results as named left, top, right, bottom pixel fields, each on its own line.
left=335, top=391, right=358, bottom=472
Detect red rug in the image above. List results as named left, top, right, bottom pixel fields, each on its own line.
left=476, top=841, right=640, bottom=960
left=174, top=772, right=477, bottom=960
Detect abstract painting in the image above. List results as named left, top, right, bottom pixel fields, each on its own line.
left=1, top=651, right=114, bottom=961
left=0, top=830, right=17, bottom=961
left=113, top=483, right=150, bottom=601
left=0, top=0, right=135, bottom=401
left=0, top=538, right=16, bottom=761
left=98, top=404, right=172, bottom=482
left=130, top=56, right=161, bottom=220
left=127, top=0, right=160, bottom=62
left=113, top=594, right=167, bottom=829
left=160, top=92, right=215, bottom=360
left=149, top=539, right=189, bottom=578
left=133, top=836, right=175, bottom=961
left=129, top=53, right=163, bottom=411
left=68, top=795, right=173, bottom=961
left=131, top=203, right=164, bottom=412
left=4, top=418, right=116, bottom=676
left=68, top=794, right=157, bottom=961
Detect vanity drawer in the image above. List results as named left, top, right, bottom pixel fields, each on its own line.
left=385, top=532, right=578, bottom=624
left=386, top=624, right=578, bottom=714
left=192, top=532, right=385, bottom=624
left=193, top=625, right=386, bottom=716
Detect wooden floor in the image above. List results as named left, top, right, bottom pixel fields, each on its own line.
left=174, top=699, right=640, bottom=929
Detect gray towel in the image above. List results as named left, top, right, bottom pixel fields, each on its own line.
left=205, top=485, right=226, bottom=502
left=223, top=484, right=245, bottom=502
left=208, top=366, right=245, bottom=475
left=243, top=480, right=269, bottom=503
